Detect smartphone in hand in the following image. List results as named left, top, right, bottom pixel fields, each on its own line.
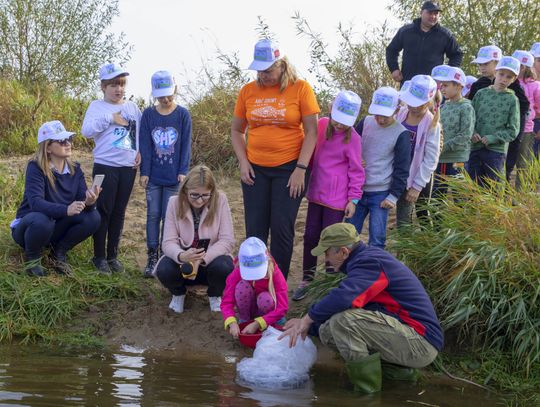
left=91, top=174, right=105, bottom=189
left=196, top=239, right=210, bottom=252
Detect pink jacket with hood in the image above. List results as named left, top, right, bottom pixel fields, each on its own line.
left=519, top=78, right=540, bottom=133
left=306, top=117, right=365, bottom=210
left=397, top=107, right=441, bottom=191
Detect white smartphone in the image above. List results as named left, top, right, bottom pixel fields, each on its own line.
left=91, top=174, right=105, bottom=189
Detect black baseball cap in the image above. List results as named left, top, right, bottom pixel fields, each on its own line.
left=421, top=1, right=442, bottom=11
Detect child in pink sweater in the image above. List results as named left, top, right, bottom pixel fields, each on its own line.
left=221, top=237, right=288, bottom=338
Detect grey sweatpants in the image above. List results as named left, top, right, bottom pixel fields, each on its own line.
left=318, top=308, right=438, bottom=367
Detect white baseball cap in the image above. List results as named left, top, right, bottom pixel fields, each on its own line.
left=496, top=56, right=521, bottom=76
left=462, top=75, right=477, bottom=97
left=151, top=70, right=176, bottom=97
left=248, top=39, right=282, bottom=71
left=331, top=90, right=361, bottom=127
left=431, top=65, right=466, bottom=86
left=530, top=42, right=540, bottom=58
left=99, top=63, right=129, bottom=80
left=512, top=50, right=534, bottom=68
left=472, top=45, right=502, bottom=64
left=37, top=120, right=75, bottom=144
left=399, top=75, right=437, bottom=108
left=368, top=87, right=399, bottom=117
left=238, top=237, right=269, bottom=281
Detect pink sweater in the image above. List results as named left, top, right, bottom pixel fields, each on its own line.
left=519, top=78, right=540, bottom=133
left=221, top=260, right=288, bottom=330
left=161, top=191, right=235, bottom=265
left=306, top=117, right=364, bottom=210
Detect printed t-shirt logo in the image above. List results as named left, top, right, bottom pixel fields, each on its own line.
left=113, top=115, right=137, bottom=151
left=152, top=127, right=178, bottom=164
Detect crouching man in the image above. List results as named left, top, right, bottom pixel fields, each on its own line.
left=280, top=223, right=443, bottom=393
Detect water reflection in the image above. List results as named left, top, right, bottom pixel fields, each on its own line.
left=0, top=344, right=503, bottom=406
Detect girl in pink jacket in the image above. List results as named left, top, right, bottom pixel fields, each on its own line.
left=292, top=90, right=365, bottom=301
left=221, top=237, right=288, bottom=338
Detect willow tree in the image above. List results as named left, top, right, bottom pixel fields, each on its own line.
left=389, top=0, right=540, bottom=73
left=0, top=0, right=130, bottom=95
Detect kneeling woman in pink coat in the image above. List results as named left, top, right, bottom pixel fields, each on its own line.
left=155, top=165, right=235, bottom=314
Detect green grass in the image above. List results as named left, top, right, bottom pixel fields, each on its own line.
left=0, top=165, right=144, bottom=346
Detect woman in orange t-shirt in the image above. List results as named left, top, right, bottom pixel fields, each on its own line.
left=231, top=39, right=320, bottom=280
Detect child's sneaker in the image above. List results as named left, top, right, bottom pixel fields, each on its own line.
left=169, top=295, right=185, bottom=313
left=292, top=280, right=310, bottom=301
left=209, top=296, right=221, bottom=312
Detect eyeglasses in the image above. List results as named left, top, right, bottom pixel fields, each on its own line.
left=52, top=137, right=73, bottom=146
left=188, top=192, right=212, bottom=201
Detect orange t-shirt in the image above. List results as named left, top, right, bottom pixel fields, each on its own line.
left=233, top=79, right=320, bottom=167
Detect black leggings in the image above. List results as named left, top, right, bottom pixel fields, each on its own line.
left=92, top=164, right=136, bottom=260
left=155, top=255, right=233, bottom=297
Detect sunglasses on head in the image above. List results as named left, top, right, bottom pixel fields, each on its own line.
left=188, top=192, right=212, bottom=200
left=52, top=136, right=73, bottom=146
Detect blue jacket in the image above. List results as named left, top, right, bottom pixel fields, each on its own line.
left=308, top=243, right=444, bottom=351
left=139, top=105, right=192, bottom=186
left=16, top=160, right=90, bottom=220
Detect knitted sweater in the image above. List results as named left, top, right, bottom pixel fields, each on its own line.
left=471, top=87, right=520, bottom=153
left=439, top=98, right=475, bottom=163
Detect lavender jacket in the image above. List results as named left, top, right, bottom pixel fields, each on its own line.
left=306, top=117, right=365, bottom=210
left=397, top=108, right=441, bottom=191
left=160, top=191, right=235, bottom=265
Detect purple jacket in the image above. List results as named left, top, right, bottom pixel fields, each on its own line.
left=306, top=117, right=365, bottom=210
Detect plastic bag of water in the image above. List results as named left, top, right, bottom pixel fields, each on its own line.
left=236, top=326, right=317, bottom=389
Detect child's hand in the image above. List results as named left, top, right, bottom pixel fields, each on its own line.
left=112, top=112, right=128, bottom=126
left=140, top=175, right=149, bottom=188
left=85, top=186, right=101, bottom=206
left=133, top=151, right=141, bottom=169
left=480, top=136, right=489, bottom=146
left=471, top=133, right=482, bottom=143
left=241, top=321, right=260, bottom=335
left=405, top=188, right=420, bottom=203
left=343, top=201, right=356, bottom=219
left=380, top=199, right=395, bottom=209
left=229, top=322, right=240, bottom=339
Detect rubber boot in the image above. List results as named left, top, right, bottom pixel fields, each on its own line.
left=143, top=247, right=158, bottom=278
left=382, top=361, right=420, bottom=382
left=345, top=352, right=382, bottom=394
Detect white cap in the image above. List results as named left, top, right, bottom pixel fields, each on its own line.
left=37, top=120, right=75, bottom=144
left=472, top=45, right=502, bottom=64
left=248, top=39, right=282, bottom=71
left=238, top=237, right=268, bottom=281
left=399, top=75, right=437, bottom=108
left=331, top=90, right=361, bottom=126
left=368, top=87, right=399, bottom=117
left=431, top=65, right=466, bottom=86
left=496, top=56, right=521, bottom=76
left=462, top=75, right=477, bottom=97
left=530, top=42, right=540, bottom=58
left=151, top=70, right=176, bottom=97
left=99, top=63, right=129, bottom=80
left=512, top=50, right=534, bottom=68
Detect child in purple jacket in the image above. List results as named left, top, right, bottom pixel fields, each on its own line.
left=292, top=90, right=365, bottom=301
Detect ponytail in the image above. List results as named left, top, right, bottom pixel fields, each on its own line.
left=267, top=256, right=277, bottom=310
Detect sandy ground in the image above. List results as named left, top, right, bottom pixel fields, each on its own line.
left=5, top=151, right=391, bottom=362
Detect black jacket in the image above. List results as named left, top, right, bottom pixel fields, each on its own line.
left=468, top=76, right=530, bottom=134
left=386, top=18, right=463, bottom=82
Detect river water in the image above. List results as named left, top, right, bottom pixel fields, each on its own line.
left=0, top=344, right=503, bottom=406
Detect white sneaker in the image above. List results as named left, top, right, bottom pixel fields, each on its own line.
left=168, top=295, right=185, bottom=313
left=209, top=296, right=222, bottom=312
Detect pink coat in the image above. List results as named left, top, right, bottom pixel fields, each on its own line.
left=306, top=117, right=364, bottom=210
left=519, top=78, right=540, bottom=133
left=161, top=191, right=235, bottom=265
left=221, top=260, right=288, bottom=329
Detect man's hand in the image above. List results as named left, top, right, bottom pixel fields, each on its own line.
left=391, top=69, right=403, bottom=83
left=278, top=315, right=313, bottom=348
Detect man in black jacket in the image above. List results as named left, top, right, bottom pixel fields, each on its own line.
left=386, top=1, right=463, bottom=84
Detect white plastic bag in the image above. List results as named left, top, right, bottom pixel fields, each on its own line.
left=236, top=326, right=317, bottom=389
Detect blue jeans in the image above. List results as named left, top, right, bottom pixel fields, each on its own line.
left=146, top=182, right=179, bottom=249
left=348, top=191, right=389, bottom=249
left=466, top=148, right=506, bottom=186
left=12, top=210, right=100, bottom=260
